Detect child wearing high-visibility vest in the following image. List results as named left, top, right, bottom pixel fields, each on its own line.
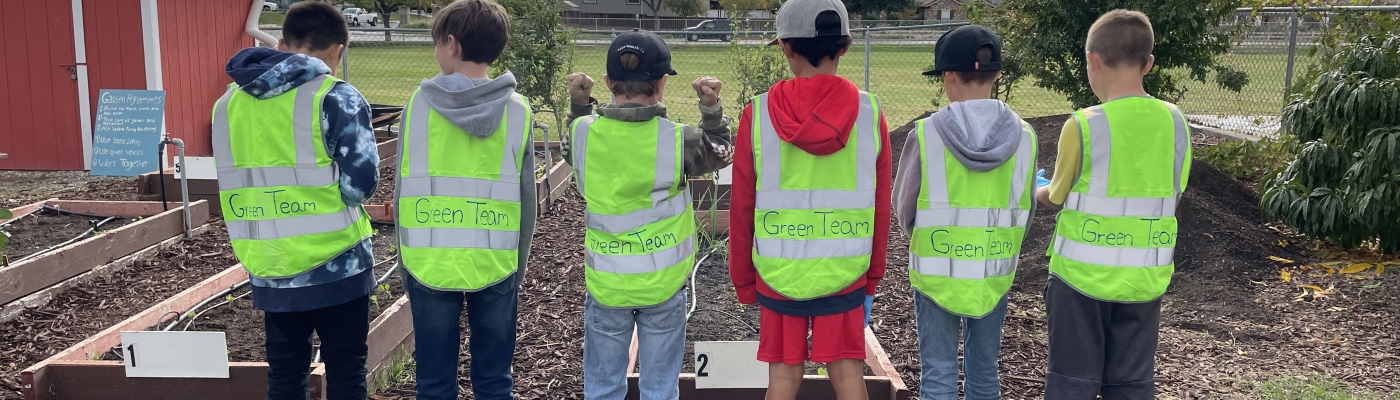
left=727, top=0, right=891, bottom=398
left=213, top=2, right=379, bottom=399
left=394, top=1, right=535, bottom=399
left=893, top=24, right=1038, bottom=400
left=1035, top=10, right=1192, bottom=399
left=562, top=30, right=734, bottom=400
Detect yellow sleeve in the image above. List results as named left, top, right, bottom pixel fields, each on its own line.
left=1048, top=118, right=1082, bottom=205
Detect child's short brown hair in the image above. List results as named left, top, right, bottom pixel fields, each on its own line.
left=283, top=1, right=348, bottom=51
left=609, top=53, right=658, bottom=98
left=432, top=0, right=510, bottom=64
left=949, top=46, right=998, bottom=85
left=1086, top=9, right=1154, bottom=69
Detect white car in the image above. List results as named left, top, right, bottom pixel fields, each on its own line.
left=342, top=7, right=379, bottom=27
left=263, top=1, right=278, bottom=11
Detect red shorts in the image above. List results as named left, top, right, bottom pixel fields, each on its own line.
left=757, top=305, right=866, bottom=365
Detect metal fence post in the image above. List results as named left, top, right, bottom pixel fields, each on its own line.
left=864, top=27, right=871, bottom=92
left=341, top=46, right=349, bottom=82
left=1283, top=14, right=1300, bottom=100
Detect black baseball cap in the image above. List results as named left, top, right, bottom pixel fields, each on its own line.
left=607, top=29, right=678, bottom=82
left=923, top=24, right=1003, bottom=76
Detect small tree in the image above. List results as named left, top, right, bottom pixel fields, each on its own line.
left=665, top=0, right=708, bottom=18
left=493, top=0, right=575, bottom=139
left=729, top=19, right=791, bottom=109
left=979, top=0, right=1248, bottom=109
left=1261, top=28, right=1400, bottom=253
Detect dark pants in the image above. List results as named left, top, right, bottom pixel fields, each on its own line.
left=1045, top=278, right=1161, bottom=400
left=404, top=271, right=520, bottom=400
left=265, top=295, right=370, bottom=400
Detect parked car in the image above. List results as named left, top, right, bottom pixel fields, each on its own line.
left=342, top=7, right=379, bottom=27
left=682, top=19, right=734, bottom=42
left=263, top=1, right=278, bottom=11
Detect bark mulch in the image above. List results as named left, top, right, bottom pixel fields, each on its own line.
left=0, top=226, right=238, bottom=400
left=0, top=172, right=140, bottom=209
left=873, top=113, right=1400, bottom=399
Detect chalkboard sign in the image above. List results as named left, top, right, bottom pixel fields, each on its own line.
left=91, top=90, right=165, bottom=176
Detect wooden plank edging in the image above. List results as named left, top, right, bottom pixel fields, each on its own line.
left=0, top=199, right=53, bottom=224
left=365, top=294, right=415, bottom=390
left=0, top=200, right=211, bottom=306
left=21, top=361, right=323, bottom=400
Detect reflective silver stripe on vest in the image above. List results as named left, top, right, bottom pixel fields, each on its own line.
left=912, top=208, right=1029, bottom=228
left=587, top=193, right=689, bottom=233
left=755, top=190, right=877, bottom=210
left=401, top=228, right=520, bottom=249
left=399, top=176, right=522, bottom=201
left=402, top=92, right=529, bottom=184
left=1053, top=103, right=1189, bottom=267
left=585, top=236, right=697, bottom=274
left=754, top=237, right=874, bottom=259
left=225, top=209, right=364, bottom=240
left=213, top=75, right=365, bottom=241
left=910, top=118, right=1034, bottom=278
left=912, top=257, right=1017, bottom=280
left=570, top=116, right=596, bottom=196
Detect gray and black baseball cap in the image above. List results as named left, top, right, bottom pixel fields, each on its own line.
left=768, top=0, right=850, bottom=46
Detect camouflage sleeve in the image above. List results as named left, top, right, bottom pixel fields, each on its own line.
left=561, top=99, right=596, bottom=166
left=682, top=100, right=733, bottom=177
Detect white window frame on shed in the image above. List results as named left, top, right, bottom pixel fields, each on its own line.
left=940, top=9, right=952, bottom=20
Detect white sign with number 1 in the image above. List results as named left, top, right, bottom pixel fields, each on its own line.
left=121, top=331, right=230, bottom=378
left=693, top=341, right=767, bottom=389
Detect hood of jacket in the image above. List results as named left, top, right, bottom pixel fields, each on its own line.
left=929, top=99, right=1024, bottom=171
left=765, top=74, right=861, bottom=156
left=417, top=71, right=519, bottom=138
left=225, top=47, right=333, bottom=100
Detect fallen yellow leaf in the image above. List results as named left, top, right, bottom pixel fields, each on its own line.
left=1269, top=256, right=1295, bottom=264
left=1278, top=239, right=1287, bottom=247
left=1298, top=284, right=1325, bottom=291
left=1327, top=307, right=1347, bottom=312
left=1378, top=264, right=1386, bottom=275
left=1324, top=265, right=1337, bottom=275
left=1340, top=263, right=1371, bottom=274
left=1280, top=268, right=1292, bottom=282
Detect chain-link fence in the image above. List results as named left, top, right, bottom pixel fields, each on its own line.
left=261, top=8, right=1392, bottom=140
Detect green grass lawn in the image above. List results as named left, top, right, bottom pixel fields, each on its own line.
left=343, top=42, right=1308, bottom=129
left=259, top=11, right=285, bottom=26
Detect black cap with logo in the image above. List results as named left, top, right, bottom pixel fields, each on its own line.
left=607, top=29, right=679, bottom=82
left=924, top=24, right=1003, bottom=76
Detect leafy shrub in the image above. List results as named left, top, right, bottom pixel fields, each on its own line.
left=400, top=22, right=430, bottom=29
left=1261, top=32, right=1400, bottom=253
left=1197, top=136, right=1293, bottom=183
left=728, top=19, right=790, bottom=109
left=493, top=0, right=575, bottom=137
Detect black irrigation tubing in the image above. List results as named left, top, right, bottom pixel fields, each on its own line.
left=0, top=207, right=43, bottom=228
left=162, top=279, right=251, bottom=331
left=12, top=215, right=121, bottom=264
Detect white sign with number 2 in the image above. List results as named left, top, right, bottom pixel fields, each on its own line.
left=693, top=341, right=767, bottom=389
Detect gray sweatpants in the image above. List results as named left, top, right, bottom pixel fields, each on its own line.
left=1044, top=277, right=1161, bottom=400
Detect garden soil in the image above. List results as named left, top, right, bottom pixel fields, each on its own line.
left=0, top=225, right=238, bottom=400
left=2, top=209, right=134, bottom=260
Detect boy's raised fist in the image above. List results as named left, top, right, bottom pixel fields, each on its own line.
left=566, top=72, right=594, bottom=105
left=692, top=77, right=722, bottom=107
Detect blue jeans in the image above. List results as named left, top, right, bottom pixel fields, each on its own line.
left=583, top=290, right=686, bottom=400
left=915, top=293, right=1009, bottom=400
left=404, top=271, right=519, bottom=400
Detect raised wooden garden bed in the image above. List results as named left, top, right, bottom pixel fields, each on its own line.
left=0, top=200, right=210, bottom=309
left=19, top=253, right=414, bottom=400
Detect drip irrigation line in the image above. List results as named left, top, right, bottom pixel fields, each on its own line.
left=13, top=216, right=120, bottom=264
left=182, top=291, right=252, bottom=331
left=163, top=279, right=251, bottom=331
left=688, top=308, right=759, bottom=334
left=375, top=258, right=399, bottom=285
left=686, top=238, right=729, bottom=320
left=40, top=205, right=123, bottom=220
left=153, top=311, right=181, bottom=332
left=0, top=208, right=42, bottom=228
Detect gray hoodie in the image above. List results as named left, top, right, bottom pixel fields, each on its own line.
left=413, top=71, right=537, bottom=285
left=894, top=99, right=1032, bottom=235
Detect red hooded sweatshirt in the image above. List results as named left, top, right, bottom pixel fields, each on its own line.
left=728, top=74, right=891, bottom=308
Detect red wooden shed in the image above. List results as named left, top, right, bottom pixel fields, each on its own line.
left=0, top=0, right=258, bottom=171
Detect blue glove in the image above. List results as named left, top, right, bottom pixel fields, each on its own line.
left=862, top=295, right=874, bottom=326
left=1036, top=169, right=1051, bottom=188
